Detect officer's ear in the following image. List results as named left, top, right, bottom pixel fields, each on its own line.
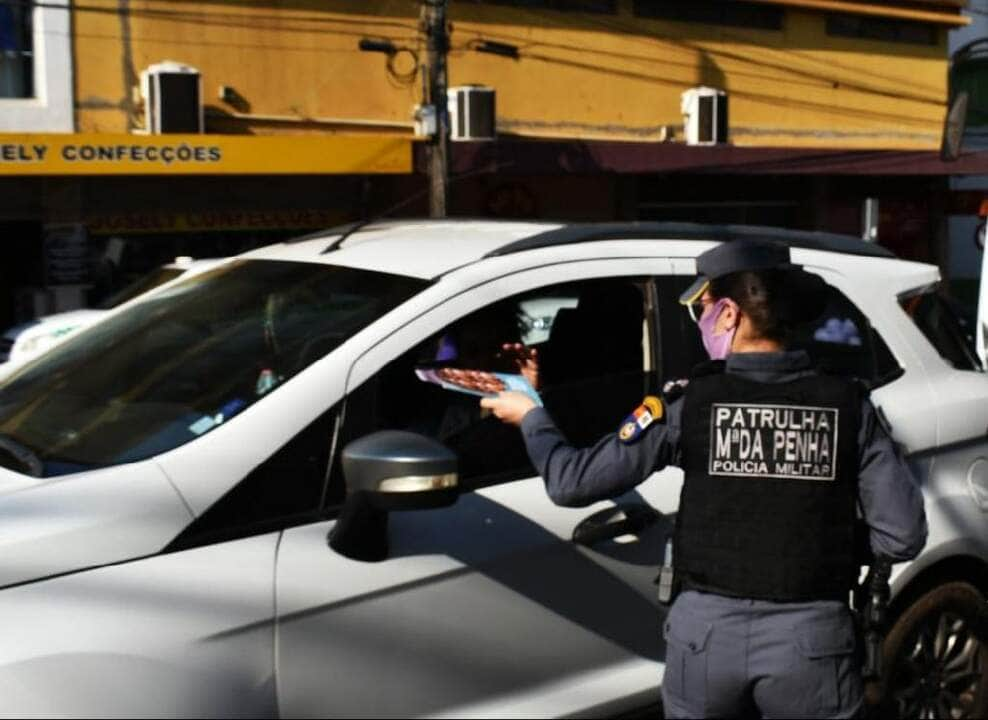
left=718, top=298, right=741, bottom=331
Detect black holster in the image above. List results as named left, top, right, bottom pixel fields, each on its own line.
left=854, top=556, right=893, bottom=682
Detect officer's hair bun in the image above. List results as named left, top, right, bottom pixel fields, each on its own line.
left=712, top=268, right=828, bottom=342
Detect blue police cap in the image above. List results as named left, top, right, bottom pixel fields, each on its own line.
left=678, top=239, right=800, bottom=305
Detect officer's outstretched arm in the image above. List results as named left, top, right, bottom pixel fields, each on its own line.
left=517, top=400, right=683, bottom=508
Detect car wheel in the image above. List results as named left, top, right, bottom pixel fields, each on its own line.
left=879, top=582, right=988, bottom=719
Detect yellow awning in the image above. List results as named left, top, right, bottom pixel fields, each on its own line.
left=0, top=134, right=411, bottom=176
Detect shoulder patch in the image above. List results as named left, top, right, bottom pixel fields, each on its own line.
left=618, top=396, right=663, bottom=444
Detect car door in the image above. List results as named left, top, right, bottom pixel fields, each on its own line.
left=0, top=531, right=280, bottom=718
left=274, top=258, right=686, bottom=718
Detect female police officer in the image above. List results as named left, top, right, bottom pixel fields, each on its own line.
left=481, top=238, right=927, bottom=719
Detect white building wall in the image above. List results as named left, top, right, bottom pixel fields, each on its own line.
left=0, top=0, right=73, bottom=132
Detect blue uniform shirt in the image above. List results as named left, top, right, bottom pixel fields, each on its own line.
left=520, top=350, right=927, bottom=562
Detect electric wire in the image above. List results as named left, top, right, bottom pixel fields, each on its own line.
left=516, top=4, right=946, bottom=103
left=6, top=0, right=955, bottom=122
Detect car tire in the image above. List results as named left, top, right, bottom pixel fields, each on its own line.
left=876, top=581, right=988, bottom=719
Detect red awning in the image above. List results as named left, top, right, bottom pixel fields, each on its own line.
left=427, top=140, right=988, bottom=177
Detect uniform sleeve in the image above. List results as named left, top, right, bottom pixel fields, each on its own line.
left=857, top=399, right=928, bottom=562
left=519, top=399, right=683, bottom=508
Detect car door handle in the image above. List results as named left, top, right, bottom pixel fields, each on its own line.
left=572, top=503, right=660, bottom=547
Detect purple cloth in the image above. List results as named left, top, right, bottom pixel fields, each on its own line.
left=435, top=333, right=457, bottom=362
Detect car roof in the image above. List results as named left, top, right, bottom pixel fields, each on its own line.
left=486, top=222, right=896, bottom=259
left=242, top=219, right=911, bottom=280
left=244, top=220, right=563, bottom=277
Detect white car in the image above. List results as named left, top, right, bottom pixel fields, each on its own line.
left=0, top=220, right=984, bottom=718
left=0, top=257, right=222, bottom=365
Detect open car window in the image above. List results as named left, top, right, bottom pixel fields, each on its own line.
left=337, top=276, right=657, bottom=491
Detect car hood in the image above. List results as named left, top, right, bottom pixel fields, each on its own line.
left=0, top=462, right=193, bottom=587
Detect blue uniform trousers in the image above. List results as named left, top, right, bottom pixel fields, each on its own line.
left=662, top=590, right=863, bottom=719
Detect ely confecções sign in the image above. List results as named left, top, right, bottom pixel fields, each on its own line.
left=0, top=134, right=411, bottom=175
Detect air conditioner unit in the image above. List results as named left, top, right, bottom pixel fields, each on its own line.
left=681, top=87, right=729, bottom=146
left=140, top=61, right=203, bottom=134
left=447, top=85, right=496, bottom=141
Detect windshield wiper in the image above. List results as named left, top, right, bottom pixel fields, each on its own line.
left=0, top=433, right=43, bottom=477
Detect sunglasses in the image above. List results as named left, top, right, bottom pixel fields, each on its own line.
left=687, top=299, right=708, bottom=324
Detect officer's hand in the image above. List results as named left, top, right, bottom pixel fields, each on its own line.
left=480, top=391, right=536, bottom=427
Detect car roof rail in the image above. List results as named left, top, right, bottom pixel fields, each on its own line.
left=484, top=222, right=897, bottom=259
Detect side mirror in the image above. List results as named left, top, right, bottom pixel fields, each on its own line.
left=342, top=430, right=459, bottom=511
left=328, top=431, right=459, bottom=562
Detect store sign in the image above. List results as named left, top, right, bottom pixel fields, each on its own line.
left=0, top=134, right=410, bottom=175
left=88, top=209, right=349, bottom=235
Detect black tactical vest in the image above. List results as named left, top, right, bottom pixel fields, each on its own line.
left=676, top=366, right=862, bottom=602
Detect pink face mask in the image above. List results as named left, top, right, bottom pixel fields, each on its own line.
left=698, top=298, right=737, bottom=360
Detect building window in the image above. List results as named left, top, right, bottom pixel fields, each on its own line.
left=0, top=0, right=33, bottom=97
left=632, top=0, right=783, bottom=30
left=826, top=14, right=939, bottom=46
left=0, top=0, right=71, bottom=131
left=462, top=0, right=617, bottom=13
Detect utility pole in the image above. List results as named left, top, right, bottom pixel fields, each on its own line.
left=421, top=0, right=450, bottom=218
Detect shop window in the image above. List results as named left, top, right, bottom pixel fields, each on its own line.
left=335, top=277, right=655, bottom=493
left=461, top=0, right=617, bottom=13
left=900, top=287, right=981, bottom=371
left=0, top=0, right=32, bottom=98
left=633, top=0, right=783, bottom=30
left=826, top=14, right=939, bottom=46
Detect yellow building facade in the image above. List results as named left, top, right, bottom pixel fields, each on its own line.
left=72, top=0, right=967, bottom=150
left=0, top=0, right=978, bottom=329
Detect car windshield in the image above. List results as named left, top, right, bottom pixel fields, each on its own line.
left=0, top=260, right=426, bottom=478
left=97, top=266, right=186, bottom=309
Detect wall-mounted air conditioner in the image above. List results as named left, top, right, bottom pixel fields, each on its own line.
left=447, top=85, right=496, bottom=141
left=140, top=61, right=203, bottom=134
left=681, top=86, right=729, bottom=146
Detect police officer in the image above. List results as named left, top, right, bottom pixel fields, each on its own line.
left=481, top=239, right=927, bottom=719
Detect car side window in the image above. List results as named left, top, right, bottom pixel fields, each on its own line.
left=334, top=277, right=657, bottom=492
left=900, top=287, right=982, bottom=371
left=166, top=403, right=340, bottom=551
left=791, top=284, right=901, bottom=386
left=658, top=276, right=901, bottom=387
